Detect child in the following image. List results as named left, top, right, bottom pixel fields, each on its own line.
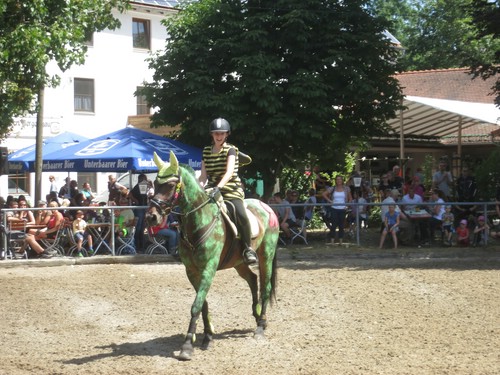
left=442, top=205, right=455, bottom=246
left=456, top=219, right=470, bottom=247
left=379, top=205, right=400, bottom=249
left=473, top=215, right=490, bottom=247
left=72, top=210, right=94, bottom=257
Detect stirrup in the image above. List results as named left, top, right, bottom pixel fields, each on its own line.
left=243, top=247, right=257, bottom=265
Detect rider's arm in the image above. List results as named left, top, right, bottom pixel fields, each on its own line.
left=198, top=161, right=208, bottom=187
left=216, top=148, right=236, bottom=189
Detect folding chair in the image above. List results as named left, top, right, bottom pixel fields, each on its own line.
left=117, top=227, right=137, bottom=255
left=145, top=227, right=168, bottom=255
left=1, top=222, right=28, bottom=260
left=40, top=221, right=67, bottom=256
left=289, top=219, right=308, bottom=245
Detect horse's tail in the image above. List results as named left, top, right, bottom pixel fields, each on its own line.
left=269, top=250, right=278, bottom=306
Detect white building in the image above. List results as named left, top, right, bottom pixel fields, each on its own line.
left=2, top=0, right=180, bottom=203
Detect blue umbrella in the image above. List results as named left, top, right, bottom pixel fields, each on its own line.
left=8, top=131, right=90, bottom=172
left=39, top=126, right=202, bottom=172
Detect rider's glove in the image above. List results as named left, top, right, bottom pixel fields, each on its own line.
left=207, top=186, right=221, bottom=200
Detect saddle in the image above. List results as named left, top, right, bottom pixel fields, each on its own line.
left=213, top=196, right=259, bottom=239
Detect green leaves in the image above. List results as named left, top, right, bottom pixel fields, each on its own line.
left=0, top=0, right=130, bottom=135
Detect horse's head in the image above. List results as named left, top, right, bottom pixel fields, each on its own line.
left=146, top=151, right=182, bottom=226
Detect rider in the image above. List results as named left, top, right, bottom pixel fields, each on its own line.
left=198, top=118, right=258, bottom=265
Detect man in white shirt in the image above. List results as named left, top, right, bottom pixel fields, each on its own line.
left=401, top=186, right=424, bottom=211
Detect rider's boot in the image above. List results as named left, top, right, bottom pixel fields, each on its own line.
left=242, top=246, right=258, bottom=265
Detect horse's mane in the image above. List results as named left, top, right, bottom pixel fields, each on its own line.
left=179, top=163, right=204, bottom=194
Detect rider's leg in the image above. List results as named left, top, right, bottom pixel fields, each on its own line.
left=231, top=199, right=257, bottom=264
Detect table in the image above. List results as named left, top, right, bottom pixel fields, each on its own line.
left=86, top=223, right=113, bottom=255
left=404, top=210, right=432, bottom=245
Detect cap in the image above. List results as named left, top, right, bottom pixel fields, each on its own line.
left=37, top=200, right=47, bottom=205
left=460, top=219, right=467, bottom=225
left=478, top=215, right=485, bottom=221
left=391, top=189, right=400, bottom=196
left=76, top=210, right=84, bottom=215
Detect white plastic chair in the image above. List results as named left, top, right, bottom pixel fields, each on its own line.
left=289, top=219, right=308, bottom=245
left=117, top=227, right=136, bottom=255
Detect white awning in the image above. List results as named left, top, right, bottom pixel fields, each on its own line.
left=386, top=96, right=500, bottom=138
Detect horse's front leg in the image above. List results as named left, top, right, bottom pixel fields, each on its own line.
left=178, top=268, right=217, bottom=360
left=201, top=300, right=214, bottom=350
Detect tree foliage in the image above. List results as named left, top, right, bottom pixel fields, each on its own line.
left=0, top=0, right=129, bottom=137
left=467, top=0, right=500, bottom=107
left=142, top=0, right=403, bottom=196
left=368, top=0, right=500, bottom=73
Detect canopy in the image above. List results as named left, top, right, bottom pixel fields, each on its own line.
left=387, top=96, right=500, bottom=138
left=38, top=126, right=202, bottom=172
left=8, top=131, right=89, bottom=173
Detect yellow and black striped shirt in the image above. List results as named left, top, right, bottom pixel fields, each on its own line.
left=203, top=143, right=244, bottom=200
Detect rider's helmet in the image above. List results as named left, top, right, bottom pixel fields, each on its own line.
left=209, top=118, right=231, bottom=133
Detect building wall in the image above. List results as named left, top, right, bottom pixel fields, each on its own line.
left=1, top=5, right=176, bottom=202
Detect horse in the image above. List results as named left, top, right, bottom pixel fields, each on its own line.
left=146, top=151, right=279, bottom=361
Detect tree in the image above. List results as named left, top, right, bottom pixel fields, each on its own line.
left=467, top=0, right=500, bottom=107
left=0, top=0, right=129, bottom=137
left=368, top=0, right=500, bottom=73
left=142, top=0, right=403, bottom=196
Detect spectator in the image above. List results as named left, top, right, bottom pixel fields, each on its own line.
left=22, top=201, right=64, bottom=258
left=432, top=161, right=453, bottom=200
left=490, top=198, right=500, bottom=239
left=129, top=173, right=150, bottom=251
left=114, top=197, right=135, bottom=238
left=378, top=173, right=391, bottom=201
left=72, top=210, right=94, bottom=257
left=108, top=175, right=127, bottom=205
left=388, top=165, right=404, bottom=191
left=322, top=175, right=352, bottom=245
left=46, top=191, right=60, bottom=205
left=454, top=166, right=478, bottom=224
left=400, top=186, right=423, bottom=212
left=379, top=204, right=400, bottom=249
left=150, top=212, right=180, bottom=254
left=456, top=219, right=470, bottom=247
left=472, top=215, right=489, bottom=247
left=81, top=182, right=95, bottom=204
left=34, top=200, right=51, bottom=226
left=303, top=188, right=317, bottom=222
left=273, top=191, right=297, bottom=242
left=287, top=189, right=304, bottom=220
left=442, top=205, right=455, bottom=246
left=5, top=199, right=21, bottom=223
left=429, top=189, right=446, bottom=243
left=17, top=198, right=35, bottom=224
left=350, top=189, right=368, bottom=230
left=49, top=175, right=58, bottom=194
left=58, top=177, right=71, bottom=199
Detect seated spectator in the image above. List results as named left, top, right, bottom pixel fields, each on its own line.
left=379, top=204, right=400, bottom=249
left=456, top=219, right=470, bottom=247
left=378, top=173, right=391, bottom=201
left=34, top=200, right=51, bottom=226
left=22, top=201, right=64, bottom=258
left=388, top=165, right=404, bottom=191
left=72, top=210, right=94, bottom=257
left=17, top=198, right=35, bottom=224
left=303, top=188, right=317, bottom=222
left=81, top=182, right=95, bottom=204
left=150, top=212, right=180, bottom=254
left=490, top=200, right=500, bottom=239
left=350, top=190, right=368, bottom=229
left=472, top=215, right=489, bottom=247
left=401, top=186, right=423, bottom=212
left=114, top=198, right=136, bottom=238
left=273, top=191, right=297, bottom=242
left=442, top=205, right=455, bottom=246
left=287, top=190, right=304, bottom=220
left=5, top=199, right=22, bottom=224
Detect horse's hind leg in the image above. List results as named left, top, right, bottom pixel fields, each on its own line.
left=235, top=265, right=259, bottom=323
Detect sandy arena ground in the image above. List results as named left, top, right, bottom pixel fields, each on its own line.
left=0, top=247, right=499, bottom=375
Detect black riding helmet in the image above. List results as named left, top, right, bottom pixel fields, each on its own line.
left=209, top=118, right=231, bottom=133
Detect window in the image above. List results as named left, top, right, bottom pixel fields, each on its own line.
left=133, top=18, right=151, bottom=49
left=136, top=86, right=150, bottom=115
left=74, top=78, right=95, bottom=112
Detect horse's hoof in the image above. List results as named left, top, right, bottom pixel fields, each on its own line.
left=201, top=335, right=213, bottom=350
left=254, top=326, right=266, bottom=340
left=178, top=350, right=192, bottom=361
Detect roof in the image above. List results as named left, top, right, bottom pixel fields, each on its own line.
left=397, top=68, right=496, bottom=104
left=390, top=69, right=500, bottom=142
left=130, top=0, right=181, bottom=9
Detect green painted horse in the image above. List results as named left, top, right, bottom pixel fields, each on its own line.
left=146, top=151, right=279, bottom=361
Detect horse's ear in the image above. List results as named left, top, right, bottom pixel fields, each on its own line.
left=154, top=152, right=166, bottom=169
left=169, top=151, right=179, bottom=173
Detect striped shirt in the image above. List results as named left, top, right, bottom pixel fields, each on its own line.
left=203, top=143, right=244, bottom=200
